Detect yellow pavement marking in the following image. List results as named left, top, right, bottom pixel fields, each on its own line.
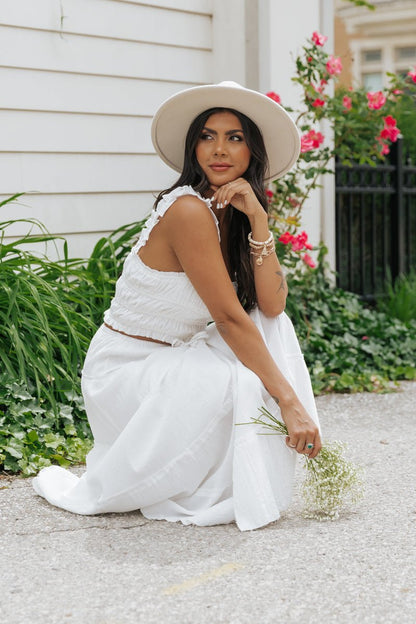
left=163, top=562, right=244, bottom=596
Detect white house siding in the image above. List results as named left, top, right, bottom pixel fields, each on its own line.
left=0, top=0, right=335, bottom=264
left=0, top=0, right=215, bottom=257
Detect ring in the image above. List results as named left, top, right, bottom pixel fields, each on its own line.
left=306, top=443, right=314, bottom=450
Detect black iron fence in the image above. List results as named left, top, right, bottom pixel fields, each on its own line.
left=335, top=139, right=416, bottom=300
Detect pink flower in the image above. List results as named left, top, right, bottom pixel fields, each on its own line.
left=384, top=115, right=397, bottom=127
left=292, top=238, right=304, bottom=252
left=379, top=116, right=400, bottom=143
left=380, top=127, right=400, bottom=142
left=407, top=67, right=416, bottom=84
left=266, top=189, right=274, bottom=199
left=278, top=232, right=295, bottom=245
left=367, top=91, right=386, bottom=110
left=313, top=79, right=328, bottom=94
left=288, top=197, right=300, bottom=208
left=292, top=231, right=312, bottom=252
left=393, top=89, right=403, bottom=95
left=307, top=56, right=313, bottom=63
left=312, top=31, right=328, bottom=47
left=300, top=130, right=324, bottom=153
left=342, top=95, right=352, bottom=111
left=380, top=143, right=390, bottom=155
left=326, top=55, right=343, bottom=76
left=361, top=336, right=369, bottom=341
left=312, top=98, right=326, bottom=108
left=302, top=253, right=316, bottom=268
left=266, top=91, right=281, bottom=104
left=300, top=135, right=314, bottom=153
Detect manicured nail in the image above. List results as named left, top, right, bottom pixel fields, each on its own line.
left=223, top=200, right=228, bottom=206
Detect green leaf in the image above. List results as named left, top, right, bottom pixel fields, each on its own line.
left=4, top=445, right=23, bottom=459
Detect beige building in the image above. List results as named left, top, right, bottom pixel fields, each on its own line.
left=335, top=0, right=416, bottom=89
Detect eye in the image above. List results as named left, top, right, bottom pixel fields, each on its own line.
left=229, top=134, right=244, bottom=142
left=200, top=133, right=213, bottom=141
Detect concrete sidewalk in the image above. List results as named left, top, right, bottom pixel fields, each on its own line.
left=1, top=383, right=415, bottom=624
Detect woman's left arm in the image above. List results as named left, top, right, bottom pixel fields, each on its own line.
left=213, top=178, right=287, bottom=317
left=248, top=209, right=287, bottom=316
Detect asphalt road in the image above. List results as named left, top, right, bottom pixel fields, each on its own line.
left=1, top=382, right=415, bottom=624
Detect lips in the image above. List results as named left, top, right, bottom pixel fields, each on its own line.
left=209, top=163, right=232, bottom=172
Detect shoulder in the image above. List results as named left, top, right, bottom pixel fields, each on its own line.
left=162, top=191, right=218, bottom=235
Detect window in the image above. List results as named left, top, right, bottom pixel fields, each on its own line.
left=396, top=47, right=416, bottom=61
left=362, top=49, right=382, bottom=63
left=362, top=72, right=383, bottom=91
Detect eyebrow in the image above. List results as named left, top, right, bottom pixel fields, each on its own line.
left=202, top=127, right=244, bottom=135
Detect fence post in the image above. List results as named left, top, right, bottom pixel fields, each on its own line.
left=391, top=138, right=405, bottom=277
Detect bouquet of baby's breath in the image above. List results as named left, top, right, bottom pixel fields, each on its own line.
left=249, top=407, right=364, bottom=520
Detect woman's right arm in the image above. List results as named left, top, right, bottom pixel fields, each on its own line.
left=163, top=196, right=321, bottom=458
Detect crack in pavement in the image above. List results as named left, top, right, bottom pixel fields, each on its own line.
left=5, top=522, right=149, bottom=537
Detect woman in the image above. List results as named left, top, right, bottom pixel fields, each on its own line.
left=33, top=81, right=321, bottom=531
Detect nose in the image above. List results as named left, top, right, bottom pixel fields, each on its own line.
left=213, top=137, right=227, bottom=156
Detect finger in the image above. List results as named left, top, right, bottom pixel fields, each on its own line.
left=308, top=435, right=322, bottom=460
left=217, top=182, right=238, bottom=205
left=303, top=440, right=315, bottom=457
left=295, top=436, right=306, bottom=454
left=213, top=185, right=233, bottom=208
left=214, top=180, right=248, bottom=206
left=286, top=436, right=297, bottom=450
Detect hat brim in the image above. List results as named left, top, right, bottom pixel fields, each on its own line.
left=151, top=83, right=300, bottom=182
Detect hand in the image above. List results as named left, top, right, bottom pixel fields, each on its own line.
left=212, top=178, right=263, bottom=219
left=279, top=398, right=322, bottom=460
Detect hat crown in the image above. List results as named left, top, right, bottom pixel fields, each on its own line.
left=217, top=80, right=244, bottom=89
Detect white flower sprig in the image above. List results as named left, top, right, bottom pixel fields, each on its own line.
left=245, top=406, right=364, bottom=520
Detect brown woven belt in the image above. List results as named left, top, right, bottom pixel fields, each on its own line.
left=103, top=322, right=170, bottom=345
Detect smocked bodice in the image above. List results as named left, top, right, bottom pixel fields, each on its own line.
left=103, top=186, right=219, bottom=345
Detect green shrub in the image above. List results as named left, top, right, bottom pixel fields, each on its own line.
left=0, top=194, right=145, bottom=475
left=376, top=270, right=416, bottom=326
left=286, top=250, right=416, bottom=394
left=0, top=378, right=92, bottom=476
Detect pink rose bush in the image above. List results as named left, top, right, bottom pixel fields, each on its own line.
left=277, top=231, right=316, bottom=269
left=342, top=95, right=352, bottom=111
left=376, top=115, right=400, bottom=155
left=407, top=67, right=416, bottom=84
left=265, top=32, right=415, bottom=274
left=300, top=130, right=324, bottom=153
left=312, top=31, right=328, bottom=47
left=366, top=91, right=387, bottom=111
left=266, top=91, right=281, bottom=104
left=326, top=55, right=343, bottom=76
left=312, top=98, right=326, bottom=108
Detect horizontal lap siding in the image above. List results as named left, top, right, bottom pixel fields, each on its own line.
left=0, top=0, right=213, bottom=257
left=0, top=70, right=197, bottom=114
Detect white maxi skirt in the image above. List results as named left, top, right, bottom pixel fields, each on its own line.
left=33, top=309, right=320, bottom=531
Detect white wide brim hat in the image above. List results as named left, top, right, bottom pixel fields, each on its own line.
left=151, top=81, right=300, bottom=182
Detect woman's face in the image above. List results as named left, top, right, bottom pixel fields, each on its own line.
left=195, top=111, right=251, bottom=187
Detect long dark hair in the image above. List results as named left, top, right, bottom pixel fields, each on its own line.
left=154, top=107, right=269, bottom=312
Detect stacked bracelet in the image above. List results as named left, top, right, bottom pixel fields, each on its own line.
left=248, top=231, right=275, bottom=266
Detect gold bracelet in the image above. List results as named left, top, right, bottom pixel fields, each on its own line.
left=248, top=231, right=275, bottom=265
left=249, top=247, right=275, bottom=266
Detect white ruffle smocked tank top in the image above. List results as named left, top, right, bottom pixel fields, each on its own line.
left=103, top=186, right=220, bottom=345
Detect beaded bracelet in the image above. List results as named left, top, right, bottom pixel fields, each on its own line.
left=248, top=231, right=274, bottom=248
left=248, top=231, right=275, bottom=266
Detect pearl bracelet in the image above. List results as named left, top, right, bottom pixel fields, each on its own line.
left=247, top=231, right=274, bottom=248
left=248, top=231, right=275, bottom=266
